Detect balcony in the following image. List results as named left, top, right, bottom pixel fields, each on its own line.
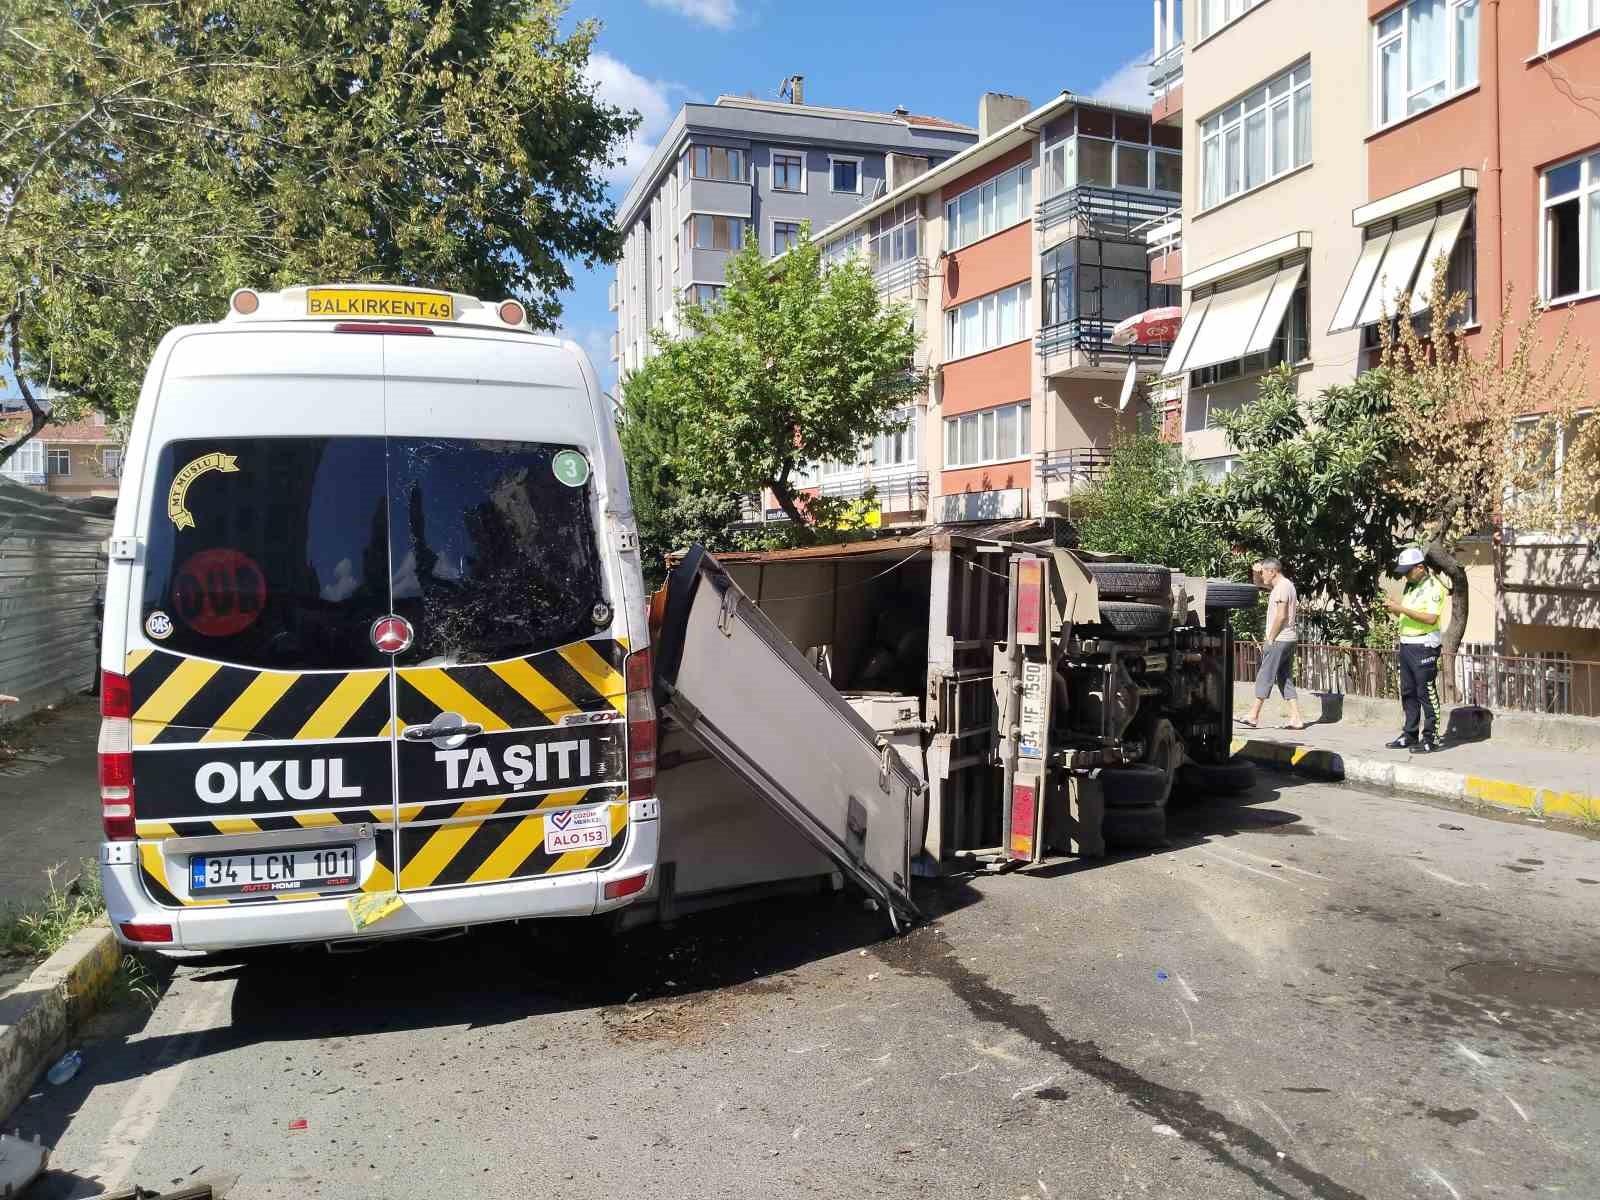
left=609, top=330, right=620, bottom=363
left=1038, top=447, right=1112, bottom=492
left=1036, top=186, right=1180, bottom=242
left=607, top=279, right=619, bottom=312
left=1137, top=213, right=1183, bottom=287
left=1037, top=317, right=1172, bottom=379
left=820, top=470, right=930, bottom=514
left=873, top=257, right=929, bottom=300
left=1149, top=42, right=1184, bottom=122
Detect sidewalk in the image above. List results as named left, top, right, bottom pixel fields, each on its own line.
left=1231, top=707, right=1600, bottom=822
left=0, top=698, right=101, bottom=910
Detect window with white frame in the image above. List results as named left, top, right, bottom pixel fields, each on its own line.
left=1200, top=62, right=1310, bottom=210
left=0, top=439, right=43, bottom=479
left=944, top=282, right=1031, bottom=359
left=875, top=408, right=918, bottom=468
left=685, top=283, right=724, bottom=308
left=943, top=402, right=1031, bottom=468
left=772, top=150, right=805, bottom=192
left=1373, top=0, right=1479, bottom=129
left=821, top=227, right=866, bottom=270
left=1199, top=0, right=1263, bottom=40
left=1507, top=411, right=1596, bottom=520
left=870, top=200, right=920, bottom=272
left=830, top=156, right=862, bottom=194
left=102, top=448, right=123, bottom=476
left=773, top=220, right=802, bottom=255
left=1187, top=269, right=1311, bottom=393
left=690, top=145, right=748, bottom=182
left=1040, top=109, right=1180, bottom=200
left=688, top=214, right=745, bottom=251
left=46, top=448, right=70, bottom=476
left=1542, top=151, right=1600, bottom=302
left=944, top=164, right=1031, bottom=252
left=1544, top=0, right=1600, bottom=48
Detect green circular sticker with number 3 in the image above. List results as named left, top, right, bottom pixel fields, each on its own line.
left=552, top=450, right=590, bottom=488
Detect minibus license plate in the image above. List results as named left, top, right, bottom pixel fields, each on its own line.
left=190, top=847, right=356, bottom=895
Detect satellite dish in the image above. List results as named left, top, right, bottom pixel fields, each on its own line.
left=1117, top=360, right=1138, bottom=412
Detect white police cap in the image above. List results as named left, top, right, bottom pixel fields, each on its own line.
left=1395, top=547, right=1426, bottom=570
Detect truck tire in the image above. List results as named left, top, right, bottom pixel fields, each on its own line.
left=1095, top=601, right=1172, bottom=636
left=1103, top=803, right=1168, bottom=848
left=1203, top=579, right=1261, bottom=610
left=1096, top=764, right=1172, bottom=809
left=1084, top=562, right=1172, bottom=599
left=1177, top=759, right=1257, bottom=796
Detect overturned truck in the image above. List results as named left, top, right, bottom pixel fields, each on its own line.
left=644, top=523, right=1258, bottom=930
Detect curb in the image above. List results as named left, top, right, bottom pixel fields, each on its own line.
left=0, top=920, right=121, bottom=1122
left=1229, top=738, right=1600, bottom=823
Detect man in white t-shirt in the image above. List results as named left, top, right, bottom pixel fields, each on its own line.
left=1242, top=558, right=1306, bottom=731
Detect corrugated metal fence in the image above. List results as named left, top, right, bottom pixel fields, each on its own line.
left=0, top=478, right=112, bottom=721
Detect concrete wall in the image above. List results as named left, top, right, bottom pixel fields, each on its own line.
left=1180, top=0, right=1369, bottom=466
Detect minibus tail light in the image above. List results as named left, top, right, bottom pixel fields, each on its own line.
left=625, top=649, right=656, bottom=802
left=100, top=672, right=135, bottom=841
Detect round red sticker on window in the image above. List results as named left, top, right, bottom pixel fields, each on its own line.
left=173, top=549, right=267, bottom=638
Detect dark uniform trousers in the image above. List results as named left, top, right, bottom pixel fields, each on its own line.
left=1399, top=642, right=1442, bottom=740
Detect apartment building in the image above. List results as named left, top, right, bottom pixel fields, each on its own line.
left=788, top=89, right=1182, bottom=527
left=1163, top=0, right=1600, bottom=659
left=610, top=81, right=978, bottom=377
left=0, top=409, right=123, bottom=500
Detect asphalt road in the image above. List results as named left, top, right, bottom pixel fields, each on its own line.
left=14, top=774, right=1600, bottom=1200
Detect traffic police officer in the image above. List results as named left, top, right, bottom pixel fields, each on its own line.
left=1384, top=547, right=1447, bottom=753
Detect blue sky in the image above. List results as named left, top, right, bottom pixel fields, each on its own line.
left=560, top=0, right=1156, bottom=393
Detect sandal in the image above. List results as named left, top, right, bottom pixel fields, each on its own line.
left=1237, top=718, right=1257, bottom=729
left=1283, top=723, right=1306, bottom=731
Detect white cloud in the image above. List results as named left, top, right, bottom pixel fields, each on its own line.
left=585, top=52, right=680, bottom=189
left=644, top=0, right=739, bottom=30
left=1089, top=55, right=1152, bottom=108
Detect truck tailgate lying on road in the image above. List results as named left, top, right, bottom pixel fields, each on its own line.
left=653, top=547, right=926, bottom=931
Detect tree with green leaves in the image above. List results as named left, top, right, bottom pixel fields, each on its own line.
left=0, top=0, right=635, bottom=458
left=1070, top=428, right=1234, bottom=579
left=1213, top=365, right=1410, bottom=642
left=619, top=229, right=924, bottom=544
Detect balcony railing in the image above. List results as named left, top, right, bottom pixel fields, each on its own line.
left=607, top=280, right=619, bottom=312
left=1036, top=317, right=1172, bottom=363
left=873, top=257, right=927, bottom=296
left=1036, top=185, right=1180, bottom=237
left=1037, top=448, right=1113, bottom=488
left=819, top=471, right=929, bottom=508
left=1149, top=42, right=1184, bottom=100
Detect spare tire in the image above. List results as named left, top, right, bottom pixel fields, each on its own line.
left=1085, top=561, right=1172, bottom=599
left=1177, top=759, right=1257, bottom=796
left=1204, top=579, right=1262, bottom=610
left=1095, top=601, right=1172, bottom=636
left=1096, top=764, right=1172, bottom=809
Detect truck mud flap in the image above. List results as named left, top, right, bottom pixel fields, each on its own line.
left=654, top=546, right=925, bottom=931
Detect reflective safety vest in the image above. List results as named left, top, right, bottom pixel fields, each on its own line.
left=1399, top=574, right=1446, bottom=645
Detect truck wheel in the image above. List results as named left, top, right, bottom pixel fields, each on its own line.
left=1142, top=719, right=1183, bottom=807
left=1103, top=804, right=1168, bottom=848
left=1084, top=562, right=1172, bottom=599
left=1096, top=764, right=1171, bottom=809
left=1095, top=601, right=1172, bottom=635
left=1203, top=579, right=1261, bottom=610
left=1177, top=759, right=1257, bottom=796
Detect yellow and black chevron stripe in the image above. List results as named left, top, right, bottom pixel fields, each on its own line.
left=396, top=790, right=628, bottom=891
left=125, top=637, right=629, bottom=747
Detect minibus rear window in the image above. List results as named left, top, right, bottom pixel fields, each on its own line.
left=142, top=437, right=392, bottom=671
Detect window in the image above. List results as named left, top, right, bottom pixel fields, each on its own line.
left=1543, top=152, right=1600, bottom=302
left=1042, top=239, right=1179, bottom=329
left=944, top=163, right=1031, bottom=251
left=772, top=150, right=805, bottom=192
left=102, top=448, right=123, bottom=477
left=944, top=282, right=1031, bottom=359
left=1507, top=412, right=1596, bottom=520
left=875, top=408, right=918, bottom=468
left=1200, top=62, right=1310, bottom=210
left=870, top=200, right=920, bottom=272
left=690, top=145, right=748, bottom=182
left=821, top=228, right=866, bottom=270
left=686, top=283, right=724, bottom=308
left=0, top=440, right=43, bottom=480
left=773, top=220, right=802, bottom=255
left=1041, top=109, right=1180, bottom=200
left=1544, top=0, right=1600, bottom=48
left=46, top=449, right=70, bottom=476
left=1189, top=270, right=1310, bottom=387
left=830, top=156, right=862, bottom=194
left=1374, top=0, right=1479, bottom=129
left=1199, top=0, right=1263, bottom=40
left=688, top=214, right=744, bottom=251
left=943, top=402, right=1031, bottom=468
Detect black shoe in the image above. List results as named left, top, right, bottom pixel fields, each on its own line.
left=1385, top=735, right=1416, bottom=750
left=1412, top=737, right=1442, bottom=754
